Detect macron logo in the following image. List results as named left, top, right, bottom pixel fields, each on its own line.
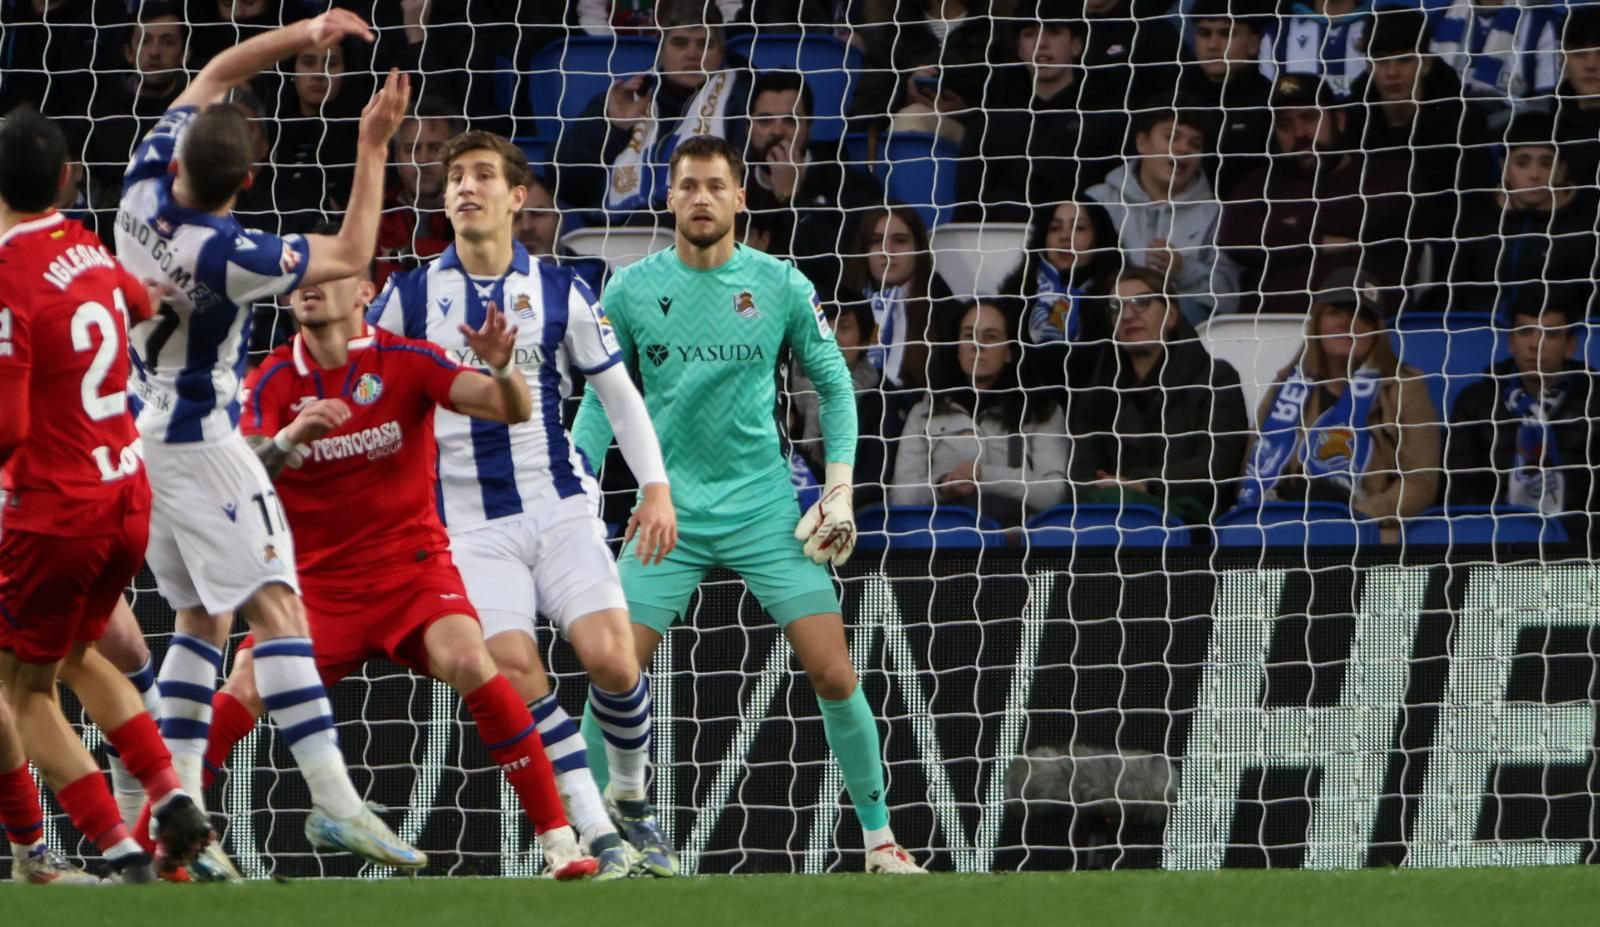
left=234, top=235, right=257, bottom=252
left=223, top=502, right=238, bottom=522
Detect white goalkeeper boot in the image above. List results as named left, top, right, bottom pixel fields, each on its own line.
left=865, top=843, right=927, bottom=875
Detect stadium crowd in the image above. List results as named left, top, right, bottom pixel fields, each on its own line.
left=4, top=0, right=1600, bottom=545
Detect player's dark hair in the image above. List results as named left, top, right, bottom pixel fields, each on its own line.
left=442, top=130, right=533, bottom=191
left=750, top=71, right=815, bottom=122
left=669, top=134, right=744, bottom=186
left=0, top=105, right=68, bottom=213
left=181, top=103, right=254, bottom=212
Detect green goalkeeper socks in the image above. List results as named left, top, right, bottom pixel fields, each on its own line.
left=818, top=685, right=890, bottom=831
left=580, top=699, right=612, bottom=793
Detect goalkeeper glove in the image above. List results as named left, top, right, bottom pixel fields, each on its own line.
left=795, top=462, right=856, bottom=567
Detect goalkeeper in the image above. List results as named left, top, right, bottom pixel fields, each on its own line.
left=572, top=135, right=923, bottom=875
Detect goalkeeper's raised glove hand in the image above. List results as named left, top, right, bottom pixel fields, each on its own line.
left=795, top=464, right=856, bottom=566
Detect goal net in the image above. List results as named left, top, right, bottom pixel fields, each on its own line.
left=7, top=0, right=1600, bottom=876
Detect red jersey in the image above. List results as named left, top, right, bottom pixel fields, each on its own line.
left=242, top=324, right=467, bottom=582
left=0, top=211, right=152, bottom=536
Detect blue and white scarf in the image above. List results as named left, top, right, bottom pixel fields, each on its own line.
left=1430, top=0, right=1561, bottom=101
left=1026, top=260, right=1084, bottom=344
left=606, top=70, right=733, bottom=213
left=1260, top=1, right=1371, bottom=99
left=1504, top=377, right=1567, bottom=514
left=867, top=283, right=908, bottom=386
left=1237, top=365, right=1382, bottom=508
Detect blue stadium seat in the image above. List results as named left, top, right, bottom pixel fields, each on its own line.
left=1214, top=501, right=1378, bottom=547
left=855, top=505, right=1008, bottom=550
left=528, top=36, right=659, bottom=142
left=1403, top=505, right=1568, bottom=545
left=879, top=132, right=961, bottom=229
left=1025, top=503, right=1193, bottom=548
left=724, top=33, right=859, bottom=142
left=1390, top=312, right=1506, bottom=419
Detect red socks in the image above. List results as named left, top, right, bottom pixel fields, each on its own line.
left=105, top=714, right=181, bottom=808
left=464, top=675, right=568, bottom=834
left=56, top=773, right=136, bottom=858
left=0, top=763, right=44, bottom=848
left=203, top=691, right=260, bottom=789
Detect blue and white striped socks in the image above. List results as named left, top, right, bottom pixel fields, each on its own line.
left=108, top=656, right=162, bottom=827
left=158, top=634, right=222, bottom=806
left=588, top=677, right=651, bottom=799
left=529, top=694, right=614, bottom=844
left=253, top=638, right=363, bottom=820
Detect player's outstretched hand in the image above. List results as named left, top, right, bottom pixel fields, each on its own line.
left=286, top=398, right=352, bottom=445
left=306, top=9, right=375, bottom=50
left=458, top=300, right=519, bottom=372
left=359, top=68, right=412, bottom=149
left=626, top=482, right=678, bottom=565
left=795, top=484, right=856, bottom=567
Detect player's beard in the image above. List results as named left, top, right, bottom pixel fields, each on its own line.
left=678, top=215, right=733, bottom=249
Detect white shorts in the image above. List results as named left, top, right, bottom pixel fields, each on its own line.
left=449, top=495, right=626, bottom=639
left=144, top=434, right=299, bottom=614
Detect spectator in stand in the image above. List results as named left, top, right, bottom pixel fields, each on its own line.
left=842, top=204, right=954, bottom=393
left=790, top=293, right=895, bottom=512
left=1217, top=73, right=1411, bottom=313
left=1178, top=0, right=1274, bottom=199
left=1553, top=6, right=1600, bottom=188
left=1079, top=0, right=1182, bottom=110
left=1086, top=101, right=1240, bottom=321
left=1258, top=0, right=1372, bottom=99
left=1429, top=0, right=1561, bottom=119
left=1238, top=268, right=1439, bottom=542
left=954, top=0, right=1128, bottom=222
left=84, top=1, right=188, bottom=207
left=1448, top=112, right=1599, bottom=318
left=553, top=0, right=750, bottom=217
left=742, top=71, right=883, bottom=299
left=0, top=0, right=115, bottom=125
left=186, top=0, right=296, bottom=73
left=1446, top=285, right=1600, bottom=540
left=370, top=0, right=526, bottom=137
left=577, top=0, right=743, bottom=34
left=374, top=96, right=460, bottom=288
left=515, top=172, right=609, bottom=294
left=890, top=298, right=1070, bottom=527
left=853, top=0, right=996, bottom=146
left=1351, top=8, right=1491, bottom=281
left=270, top=37, right=363, bottom=233
left=1067, top=268, right=1250, bottom=524
left=999, top=199, right=1118, bottom=391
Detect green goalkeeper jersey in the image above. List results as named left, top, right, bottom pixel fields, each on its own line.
left=572, top=244, right=857, bottom=523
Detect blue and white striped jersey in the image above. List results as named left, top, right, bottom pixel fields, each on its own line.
left=366, top=242, right=622, bottom=530
left=115, top=106, right=311, bottom=445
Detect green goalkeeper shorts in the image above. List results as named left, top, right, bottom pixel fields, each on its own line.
left=618, top=499, right=841, bottom=634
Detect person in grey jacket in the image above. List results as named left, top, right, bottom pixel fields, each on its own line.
left=1086, top=102, right=1241, bottom=321
left=1068, top=268, right=1251, bottom=523
left=890, top=298, right=1070, bottom=527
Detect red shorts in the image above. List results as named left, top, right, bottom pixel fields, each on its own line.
left=0, top=507, right=150, bottom=664
left=243, top=554, right=478, bottom=686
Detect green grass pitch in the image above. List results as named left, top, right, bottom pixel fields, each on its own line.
left=5, top=868, right=1596, bottom=927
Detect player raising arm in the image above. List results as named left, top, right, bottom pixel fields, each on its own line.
left=184, top=248, right=599, bottom=879
left=570, top=135, right=924, bottom=874
left=368, top=132, right=676, bottom=877
left=114, top=11, right=423, bottom=871
left=0, top=108, right=210, bottom=884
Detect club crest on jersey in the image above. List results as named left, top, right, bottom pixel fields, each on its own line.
left=352, top=373, right=384, bottom=406
left=734, top=290, right=761, bottom=320
left=515, top=293, right=535, bottom=320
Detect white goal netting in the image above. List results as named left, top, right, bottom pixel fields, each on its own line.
left=6, top=0, right=1600, bottom=876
